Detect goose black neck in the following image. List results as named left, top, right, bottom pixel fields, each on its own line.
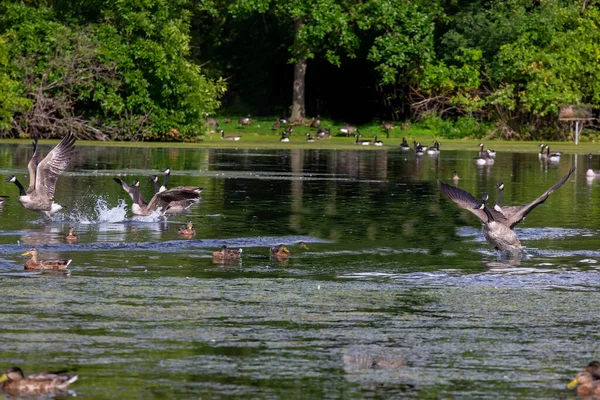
left=496, top=187, right=503, bottom=207
left=161, top=172, right=170, bottom=191
left=152, top=179, right=159, bottom=194
left=12, top=178, right=26, bottom=196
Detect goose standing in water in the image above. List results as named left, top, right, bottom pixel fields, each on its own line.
left=426, top=140, right=440, bottom=155
left=438, top=166, right=575, bottom=253
left=4, top=133, right=76, bottom=217
left=400, top=137, right=410, bottom=151
left=544, top=145, right=561, bottom=163
left=586, top=154, right=600, bottom=178
left=474, top=143, right=494, bottom=165
left=538, top=143, right=547, bottom=160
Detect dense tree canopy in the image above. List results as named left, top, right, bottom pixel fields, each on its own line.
left=0, top=0, right=598, bottom=140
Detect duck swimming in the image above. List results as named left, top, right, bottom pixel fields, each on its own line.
left=438, top=166, right=575, bottom=253
left=568, top=363, right=600, bottom=398
left=270, top=244, right=291, bottom=261
left=4, top=133, right=76, bottom=217
left=65, top=226, right=79, bottom=243
left=21, top=248, right=72, bottom=270
left=178, top=221, right=196, bottom=238
left=212, top=245, right=243, bottom=262
left=0, top=366, right=77, bottom=396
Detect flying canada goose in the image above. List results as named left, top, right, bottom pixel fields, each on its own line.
left=4, top=133, right=76, bottom=216
left=340, top=124, right=357, bottom=137
left=280, top=132, right=290, bottom=142
left=309, top=116, right=321, bottom=128
left=238, top=115, right=252, bottom=126
left=221, top=130, right=241, bottom=141
left=65, top=226, right=79, bottom=243
left=178, top=221, right=196, bottom=238
left=373, top=136, right=384, bottom=146
left=380, top=121, right=396, bottom=138
left=355, top=133, right=371, bottom=146
left=212, top=245, right=243, bottom=262
left=400, top=137, right=410, bottom=151
left=21, top=248, right=72, bottom=270
left=438, top=166, right=575, bottom=253
left=474, top=143, right=494, bottom=165
left=158, top=168, right=204, bottom=196
left=545, top=145, right=561, bottom=163
left=113, top=179, right=202, bottom=216
left=316, top=127, right=331, bottom=139
left=270, top=244, right=291, bottom=261
left=586, top=154, right=600, bottom=177
left=0, top=366, right=78, bottom=396
left=305, top=133, right=315, bottom=143
left=427, top=140, right=440, bottom=155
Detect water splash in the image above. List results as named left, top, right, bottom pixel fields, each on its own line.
left=67, top=196, right=128, bottom=223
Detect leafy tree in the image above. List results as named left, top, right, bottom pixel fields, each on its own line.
left=0, top=0, right=224, bottom=140
left=0, top=37, right=30, bottom=132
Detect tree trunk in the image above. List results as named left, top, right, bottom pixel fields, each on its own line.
left=290, top=19, right=306, bottom=122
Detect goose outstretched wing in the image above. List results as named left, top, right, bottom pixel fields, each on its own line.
left=34, top=132, right=76, bottom=201
left=506, top=166, right=575, bottom=228
left=437, top=180, right=488, bottom=222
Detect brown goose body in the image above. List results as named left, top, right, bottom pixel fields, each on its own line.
left=22, top=248, right=71, bottom=270
left=114, top=179, right=202, bottom=216
left=0, top=367, right=77, bottom=396
left=155, top=169, right=203, bottom=213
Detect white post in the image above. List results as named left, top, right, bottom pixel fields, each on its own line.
left=576, top=121, right=579, bottom=145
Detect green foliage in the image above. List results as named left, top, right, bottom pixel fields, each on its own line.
left=421, top=113, right=489, bottom=139
left=0, top=37, right=30, bottom=131
left=0, top=0, right=224, bottom=140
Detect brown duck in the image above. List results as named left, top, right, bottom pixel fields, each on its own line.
left=65, top=226, right=79, bottom=243
left=22, top=248, right=71, bottom=270
left=212, top=245, right=243, bottom=262
left=0, top=366, right=77, bottom=396
left=178, top=221, right=196, bottom=238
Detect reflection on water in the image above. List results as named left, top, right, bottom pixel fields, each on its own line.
left=0, top=145, right=599, bottom=398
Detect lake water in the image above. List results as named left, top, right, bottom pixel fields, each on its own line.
left=0, top=143, right=598, bottom=398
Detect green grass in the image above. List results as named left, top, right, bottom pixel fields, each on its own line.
left=2, top=115, right=599, bottom=153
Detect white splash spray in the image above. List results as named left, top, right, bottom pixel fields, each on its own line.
left=67, top=196, right=129, bottom=223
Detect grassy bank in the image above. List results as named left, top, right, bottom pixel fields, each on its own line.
left=1, top=115, right=598, bottom=153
